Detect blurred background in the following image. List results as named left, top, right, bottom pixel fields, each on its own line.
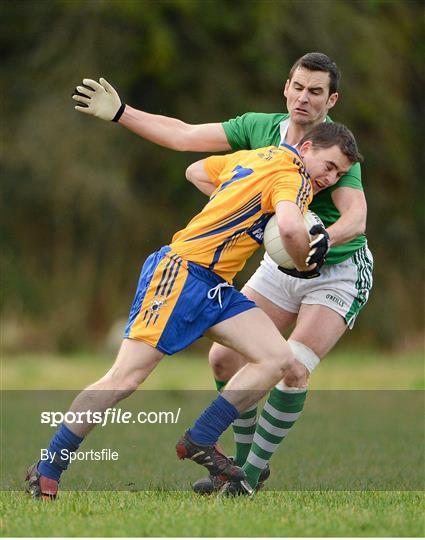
left=1, top=0, right=424, bottom=358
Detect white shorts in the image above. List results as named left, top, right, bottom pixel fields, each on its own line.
left=245, top=246, right=373, bottom=329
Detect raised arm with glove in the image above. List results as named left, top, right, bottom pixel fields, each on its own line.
left=73, top=78, right=125, bottom=122
left=72, top=77, right=230, bottom=151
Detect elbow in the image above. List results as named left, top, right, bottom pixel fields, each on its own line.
left=349, top=202, right=368, bottom=236
left=185, top=163, right=197, bottom=184
left=355, top=213, right=367, bottom=236
left=359, top=212, right=367, bottom=235
left=357, top=221, right=366, bottom=236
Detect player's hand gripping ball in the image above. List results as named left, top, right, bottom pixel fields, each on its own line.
left=305, top=224, right=330, bottom=267
left=263, top=211, right=329, bottom=279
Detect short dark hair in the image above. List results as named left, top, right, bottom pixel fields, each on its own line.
left=299, top=122, right=363, bottom=164
left=289, top=52, right=341, bottom=94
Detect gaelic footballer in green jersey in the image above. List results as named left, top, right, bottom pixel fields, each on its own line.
left=223, top=112, right=367, bottom=265
left=200, top=111, right=373, bottom=494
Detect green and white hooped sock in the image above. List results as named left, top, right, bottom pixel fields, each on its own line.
left=243, top=383, right=307, bottom=489
left=232, top=403, right=257, bottom=466
left=214, top=378, right=257, bottom=466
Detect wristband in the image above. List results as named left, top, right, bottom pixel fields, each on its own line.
left=112, top=103, right=126, bottom=122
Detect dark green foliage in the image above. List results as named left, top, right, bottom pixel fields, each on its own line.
left=1, top=0, right=423, bottom=350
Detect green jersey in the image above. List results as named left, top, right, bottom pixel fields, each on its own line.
left=222, top=112, right=367, bottom=265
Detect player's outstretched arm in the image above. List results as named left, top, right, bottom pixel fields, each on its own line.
left=72, top=78, right=231, bottom=153
left=327, top=187, right=367, bottom=246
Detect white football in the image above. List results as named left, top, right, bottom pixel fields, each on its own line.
left=263, top=210, right=324, bottom=269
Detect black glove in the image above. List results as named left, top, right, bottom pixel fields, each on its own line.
left=278, top=266, right=321, bottom=279
left=306, top=224, right=330, bottom=268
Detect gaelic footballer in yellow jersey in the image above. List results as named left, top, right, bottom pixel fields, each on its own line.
left=170, top=144, right=312, bottom=283
left=125, top=143, right=312, bottom=354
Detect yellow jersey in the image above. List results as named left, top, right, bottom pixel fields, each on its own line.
left=169, top=144, right=312, bottom=282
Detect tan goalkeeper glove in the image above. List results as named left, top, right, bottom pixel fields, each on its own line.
left=72, top=78, right=125, bottom=122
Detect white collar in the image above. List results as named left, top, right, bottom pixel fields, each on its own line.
left=279, top=117, right=292, bottom=146
left=279, top=116, right=328, bottom=148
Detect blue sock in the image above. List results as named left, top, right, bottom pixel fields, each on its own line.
left=189, top=394, right=240, bottom=445
left=38, top=423, right=83, bottom=481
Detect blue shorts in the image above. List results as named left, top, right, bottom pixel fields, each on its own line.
left=124, top=246, right=256, bottom=355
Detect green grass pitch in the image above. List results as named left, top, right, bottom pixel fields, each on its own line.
left=1, top=491, right=423, bottom=537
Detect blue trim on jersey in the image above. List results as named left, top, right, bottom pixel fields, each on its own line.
left=185, top=198, right=262, bottom=241
left=208, top=227, right=246, bottom=271
left=216, top=165, right=254, bottom=193
left=295, top=171, right=306, bottom=208
left=295, top=170, right=310, bottom=208
left=300, top=171, right=311, bottom=210
left=280, top=143, right=300, bottom=156
left=208, top=212, right=272, bottom=270
left=205, top=193, right=261, bottom=230
left=246, top=213, right=273, bottom=244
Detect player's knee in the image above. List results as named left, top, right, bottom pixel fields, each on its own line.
left=208, top=345, right=229, bottom=380
left=208, top=344, right=240, bottom=382
left=107, top=386, right=133, bottom=403
left=123, top=376, right=142, bottom=393
left=281, top=339, right=321, bottom=388
left=282, top=361, right=309, bottom=388
left=287, top=339, right=320, bottom=374
left=100, top=371, right=142, bottom=401
left=110, top=383, right=139, bottom=403
left=278, top=354, right=295, bottom=379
